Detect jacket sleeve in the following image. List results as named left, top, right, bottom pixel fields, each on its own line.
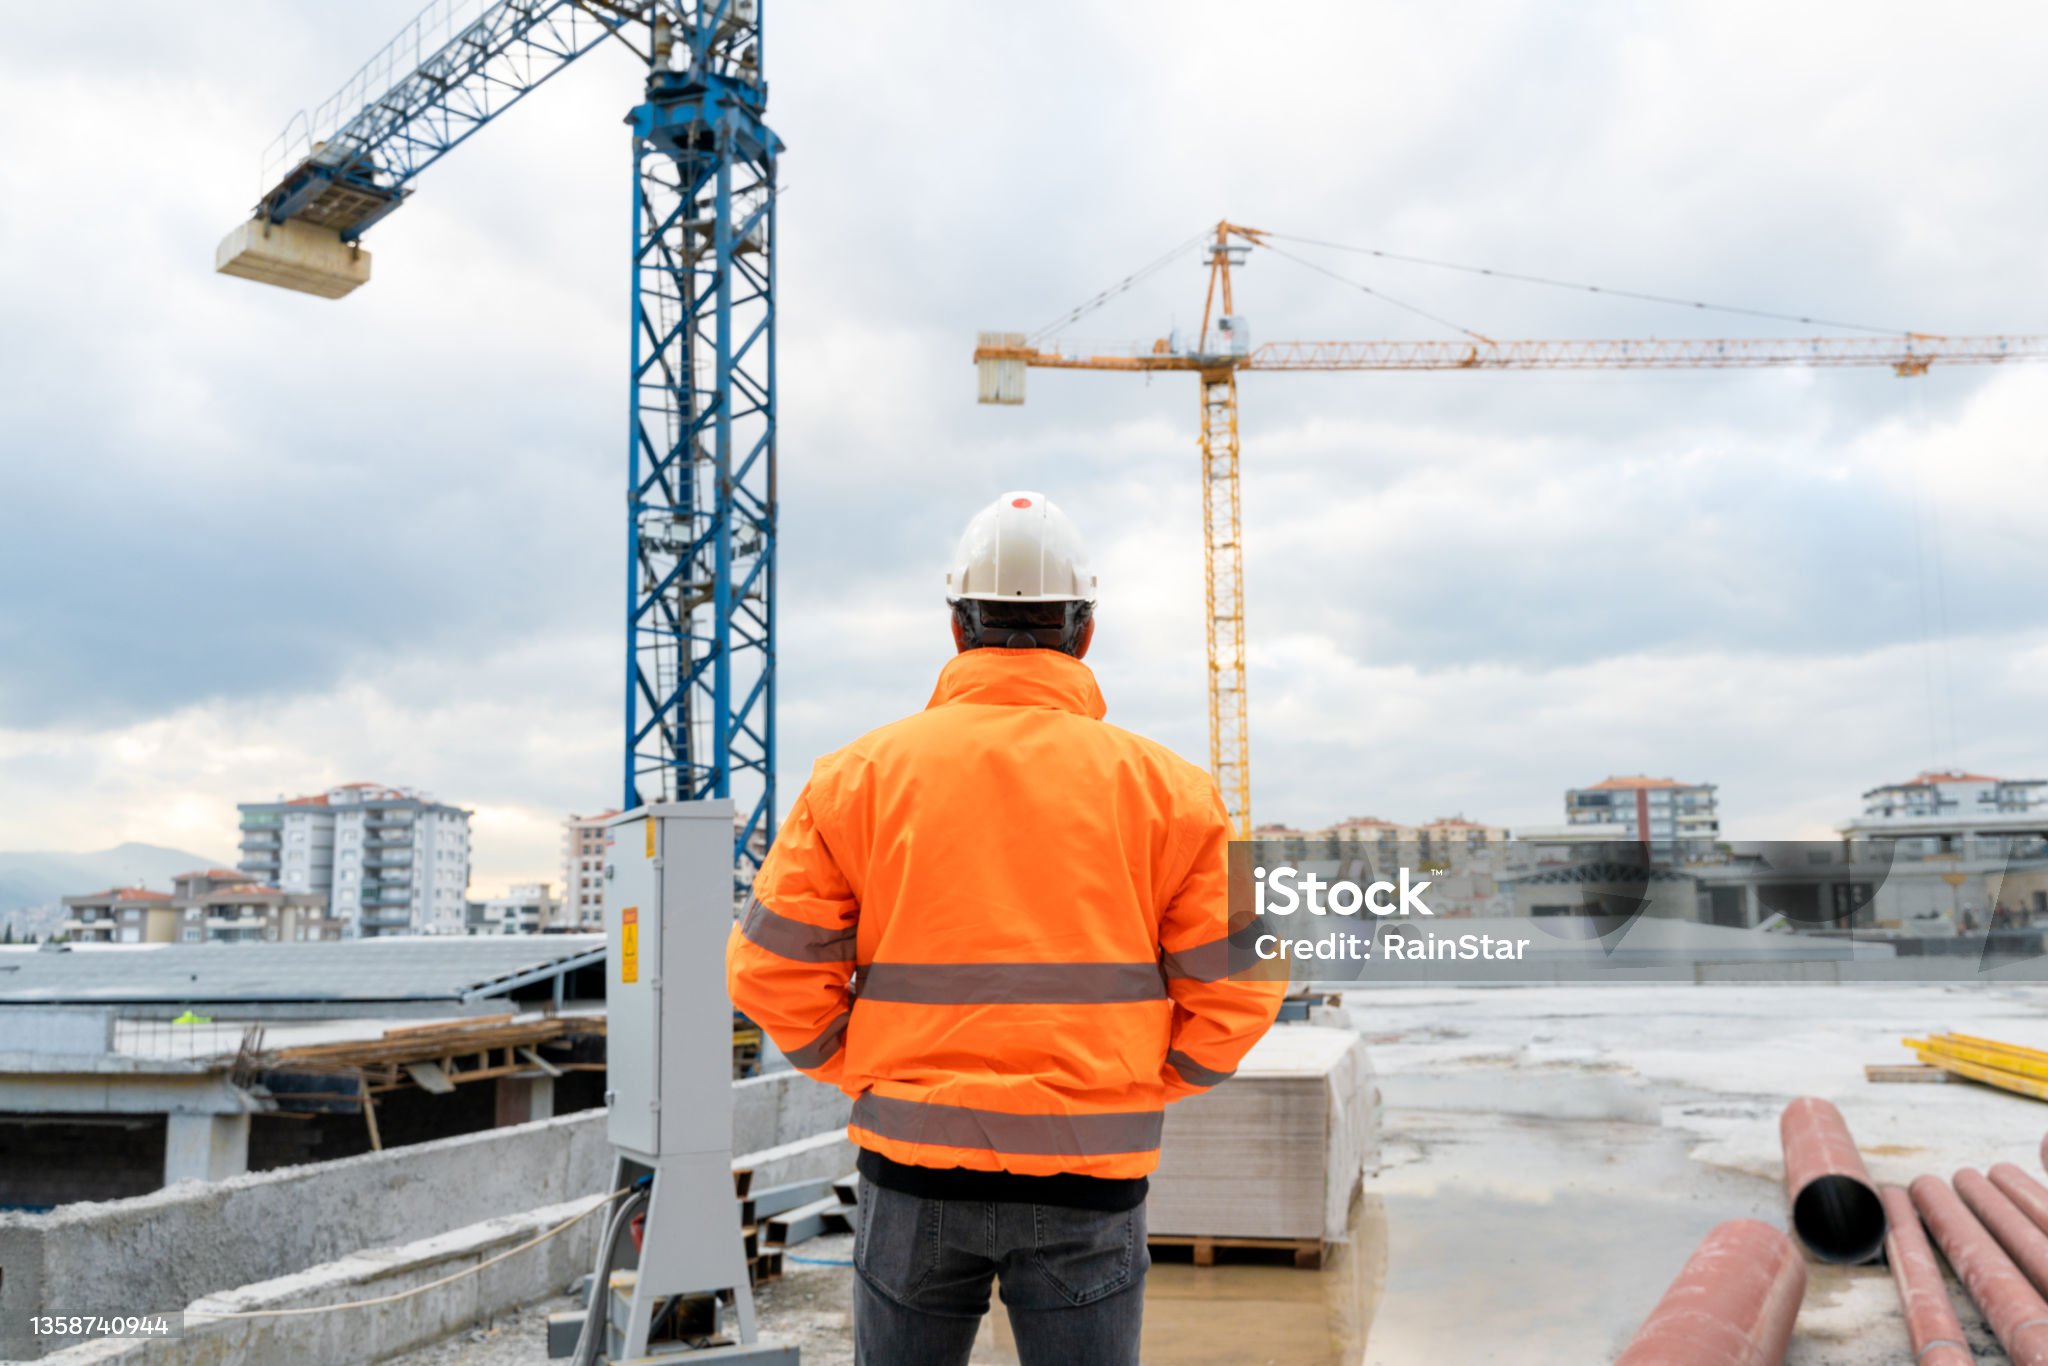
left=1156, top=781, right=1288, bottom=1102
left=725, top=784, right=859, bottom=1090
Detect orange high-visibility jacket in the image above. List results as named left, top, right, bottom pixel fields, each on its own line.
left=725, top=647, right=1286, bottom=1180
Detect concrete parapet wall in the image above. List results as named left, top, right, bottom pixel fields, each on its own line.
left=1, top=1069, right=847, bottom=1360
left=41, top=1196, right=606, bottom=1366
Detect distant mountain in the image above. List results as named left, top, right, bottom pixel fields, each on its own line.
left=0, top=842, right=231, bottom=915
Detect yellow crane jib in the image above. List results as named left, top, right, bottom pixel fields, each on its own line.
left=975, top=218, right=2048, bottom=837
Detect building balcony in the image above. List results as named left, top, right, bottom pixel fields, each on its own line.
left=239, top=833, right=280, bottom=849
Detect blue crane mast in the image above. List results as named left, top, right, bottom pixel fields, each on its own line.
left=220, top=0, right=780, bottom=871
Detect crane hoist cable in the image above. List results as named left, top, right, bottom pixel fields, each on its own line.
left=1029, top=229, right=1212, bottom=343
left=1261, top=228, right=1916, bottom=337
left=1256, top=238, right=1495, bottom=343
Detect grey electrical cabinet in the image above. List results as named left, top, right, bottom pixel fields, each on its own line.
left=602, top=800, right=736, bottom=1162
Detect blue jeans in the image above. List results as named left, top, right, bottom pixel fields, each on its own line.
left=852, top=1182, right=1148, bottom=1366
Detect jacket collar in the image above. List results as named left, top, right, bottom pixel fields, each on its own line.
left=926, top=648, right=1108, bottom=720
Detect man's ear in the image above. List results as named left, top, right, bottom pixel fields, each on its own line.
left=1072, top=617, right=1094, bottom=660
left=951, top=616, right=968, bottom=654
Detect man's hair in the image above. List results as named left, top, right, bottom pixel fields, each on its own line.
left=952, top=599, right=1093, bottom=655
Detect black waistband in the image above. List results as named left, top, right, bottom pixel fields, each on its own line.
left=856, top=1147, right=1148, bottom=1213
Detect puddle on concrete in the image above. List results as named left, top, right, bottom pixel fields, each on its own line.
left=971, top=1195, right=1384, bottom=1366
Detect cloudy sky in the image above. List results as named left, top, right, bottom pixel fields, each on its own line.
left=3, top=2, right=2046, bottom=892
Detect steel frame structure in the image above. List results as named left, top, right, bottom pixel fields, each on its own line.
left=626, top=14, right=780, bottom=864
left=239, top=1, right=780, bottom=870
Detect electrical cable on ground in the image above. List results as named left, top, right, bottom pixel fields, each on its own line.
left=1261, top=229, right=1916, bottom=336
left=571, top=1186, right=652, bottom=1366
left=183, top=1186, right=637, bottom=1323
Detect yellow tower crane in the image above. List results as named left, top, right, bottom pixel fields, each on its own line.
left=976, top=219, right=2048, bottom=837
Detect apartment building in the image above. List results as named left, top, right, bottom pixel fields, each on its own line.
left=1565, top=776, right=1720, bottom=862
left=238, top=783, right=473, bottom=937
left=1847, top=769, right=2048, bottom=839
left=561, top=811, right=619, bottom=931
left=1417, top=816, right=1508, bottom=865
left=1834, top=769, right=2048, bottom=925
left=172, top=880, right=343, bottom=944
left=466, top=882, right=563, bottom=936
left=62, top=872, right=341, bottom=945
left=59, top=888, right=177, bottom=944
left=1248, top=823, right=1316, bottom=860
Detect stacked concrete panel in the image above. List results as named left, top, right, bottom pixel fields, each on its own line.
left=1148, top=1025, right=1377, bottom=1243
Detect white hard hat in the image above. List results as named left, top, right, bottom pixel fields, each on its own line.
left=945, top=492, right=1098, bottom=603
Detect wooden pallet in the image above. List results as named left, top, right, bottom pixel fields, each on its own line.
left=1147, top=1233, right=1325, bottom=1270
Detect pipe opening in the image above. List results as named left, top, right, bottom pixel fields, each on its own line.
left=1793, top=1173, right=1886, bottom=1264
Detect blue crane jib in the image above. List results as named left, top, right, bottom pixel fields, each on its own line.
left=217, top=0, right=781, bottom=873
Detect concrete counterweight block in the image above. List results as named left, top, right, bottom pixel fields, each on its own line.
left=215, top=217, right=371, bottom=299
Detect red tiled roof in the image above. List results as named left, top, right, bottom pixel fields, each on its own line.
left=199, top=883, right=282, bottom=900
left=1900, top=769, right=2001, bottom=786
left=69, top=888, right=174, bottom=903
left=1424, top=817, right=1493, bottom=829
left=285, top=794, right=330, bottom=807
left=173, top=868, right=246, bottom=881
left=1586, top=776, right=1686, bottom=791
left=1329, top=816, right=1400, bottom=828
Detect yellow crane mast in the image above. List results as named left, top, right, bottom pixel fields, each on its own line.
left=976, top=220, right=2048, bottom=837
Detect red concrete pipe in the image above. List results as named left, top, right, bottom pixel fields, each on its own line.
left=1780, top=1096, right=1885, bottom=1263
left=1879, top=1186, right=1973, bottom=1366
left=1959, top=1167, right=2048, bottom=1297
left=1992, top=1162, right=2048, bottom=1238
left=1614, top=1219, right=1806, bottom=1366
left=1911, top=1174, right=2048, bottom=1366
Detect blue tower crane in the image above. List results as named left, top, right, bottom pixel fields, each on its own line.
left=217, top=0, right=780, bottom=872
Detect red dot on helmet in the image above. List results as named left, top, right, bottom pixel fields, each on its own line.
left=1010, top=497, right=1032, bottom=508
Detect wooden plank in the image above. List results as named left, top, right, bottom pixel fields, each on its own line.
left=518, top=1046, right=564, bottom=1078
left=359, top=1075, right=382, bottom=1152
left=385, top=1012, right=515, bottom=1039
left=404, top=1060, right=456, bottom=1094
left=1148, top=1232, right=1325, bottom=1269
left=1865, top=1063, right=1953, bottom=1084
